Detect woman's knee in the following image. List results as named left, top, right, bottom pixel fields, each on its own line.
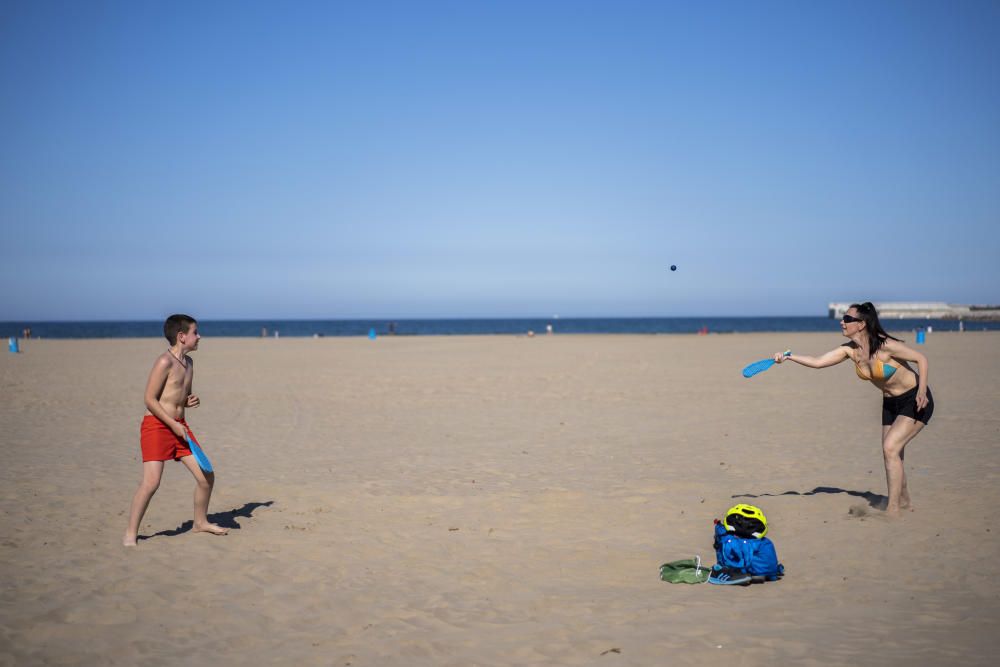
left=883, top=438, right=905, bottom=459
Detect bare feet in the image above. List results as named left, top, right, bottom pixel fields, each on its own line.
left=888, top=494, right=915, bottom=516
left=123, top=534, right=138, bottom=547
left=193, top=522, right=228, bottom=536
left=885, top=504, right=915, bottom=518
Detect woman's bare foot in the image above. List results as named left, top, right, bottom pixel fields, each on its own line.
left=123, top=534, right=138, bottom=547
left=193, top=522, right=228, bottom=536
left=899, top=491, right=914, bottom=511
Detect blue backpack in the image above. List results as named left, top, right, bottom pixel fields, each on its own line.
left=713, top=522, right=784, bottom=580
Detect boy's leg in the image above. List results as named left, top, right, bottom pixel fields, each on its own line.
left=123, top=461, right=165, bottom=546
left=882, top=417, right=924, bottom=516
left=178, top=455, right=228, bottom=535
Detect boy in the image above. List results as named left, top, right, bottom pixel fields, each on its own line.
left=123, top=314, right=227, bottom=546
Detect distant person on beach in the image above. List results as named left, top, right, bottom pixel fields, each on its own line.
left=123, top=314, right=228, bottom=546
left=773, top=302, right=933, bottom=517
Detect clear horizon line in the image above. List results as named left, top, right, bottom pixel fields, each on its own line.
left=5, top=313, right=838, bottom=323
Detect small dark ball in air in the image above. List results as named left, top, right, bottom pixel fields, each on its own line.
left=670, top=265, right=677, bottom=271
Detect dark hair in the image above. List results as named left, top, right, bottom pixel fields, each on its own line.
left=164, top=314, right=197, bottom=345
left=849, top=302, right=901, bottom=357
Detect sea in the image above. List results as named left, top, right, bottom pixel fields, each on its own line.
left=3, top=317, right=998, bottom=339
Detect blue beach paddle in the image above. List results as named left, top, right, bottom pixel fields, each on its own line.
left=742, top=350, right=791, bottom=378
left=186, top=435, right=214, bottom=473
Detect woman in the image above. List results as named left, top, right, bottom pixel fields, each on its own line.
left=774, top=302, right=933, bottom=516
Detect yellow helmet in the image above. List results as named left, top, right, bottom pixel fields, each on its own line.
left=723, top=504, right=768, bottom=538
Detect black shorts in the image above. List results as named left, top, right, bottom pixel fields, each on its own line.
left=882, top=386, right=934, bottom=426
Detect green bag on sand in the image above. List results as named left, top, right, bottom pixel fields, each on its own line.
left=659, top=557, right=711, bottom=584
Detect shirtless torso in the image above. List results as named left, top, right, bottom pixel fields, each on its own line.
left=147, top=351, right=194, bottom=422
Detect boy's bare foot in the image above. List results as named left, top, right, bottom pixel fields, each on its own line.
left=123, top=535, right=138, bottom=547
left=193, top=522, right=228, bottom=536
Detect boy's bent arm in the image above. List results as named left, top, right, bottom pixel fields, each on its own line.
left=144, top=357, right=186, bottom=437
left=185, top=357, right=199, bottom=408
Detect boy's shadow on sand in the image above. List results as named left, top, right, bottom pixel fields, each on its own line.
left=733, top=487, right=887, bottom=510
left=140, top=501, right=274, bottom=541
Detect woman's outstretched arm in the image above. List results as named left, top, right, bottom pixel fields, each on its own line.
left=775, top=346, right=850, bottom=369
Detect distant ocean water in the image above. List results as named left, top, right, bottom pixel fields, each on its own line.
left=3, top=317, right=998, bottom=339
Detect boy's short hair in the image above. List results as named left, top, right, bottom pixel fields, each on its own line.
left=164, top=314, right=198, bottom=344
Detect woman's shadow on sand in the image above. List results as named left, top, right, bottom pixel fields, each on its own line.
left=733, top=487, right=888, bottom=510
left=140, top=501, right=274, bottom=541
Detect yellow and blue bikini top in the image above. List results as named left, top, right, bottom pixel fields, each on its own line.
left=855, top=357, right=897, bottom=382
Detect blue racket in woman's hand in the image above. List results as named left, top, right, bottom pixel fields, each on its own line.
left=742, top=350, right=791, bottom=378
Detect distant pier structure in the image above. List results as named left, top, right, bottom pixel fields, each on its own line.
left=828, top=302, right=1000, bottom=320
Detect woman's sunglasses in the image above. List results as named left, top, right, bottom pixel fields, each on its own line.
left=841, top=314, right=863, bottom=324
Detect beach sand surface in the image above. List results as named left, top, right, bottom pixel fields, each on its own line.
left=2, top=332, right=999, bottom=666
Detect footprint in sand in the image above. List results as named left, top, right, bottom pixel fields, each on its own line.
left=847, top=505, right=869, bottom=519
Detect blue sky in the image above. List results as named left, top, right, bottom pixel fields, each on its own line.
left=1, top=0, right=998, bottom=319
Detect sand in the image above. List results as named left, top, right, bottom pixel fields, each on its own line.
left=1, top=332, right=999, bottom=666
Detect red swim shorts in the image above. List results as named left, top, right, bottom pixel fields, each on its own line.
left=140, top=415, right=202, bottom=462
